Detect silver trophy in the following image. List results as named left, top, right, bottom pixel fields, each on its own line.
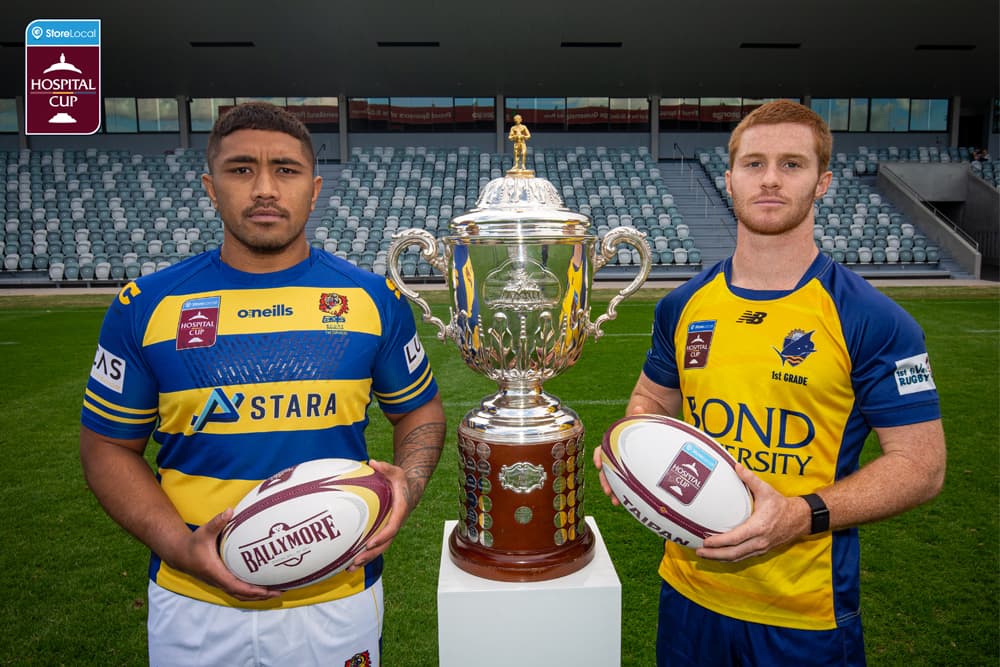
left=388, top=126, right=651, bottom=581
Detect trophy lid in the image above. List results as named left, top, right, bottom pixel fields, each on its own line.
left=450, top=118, right=592, bottom=239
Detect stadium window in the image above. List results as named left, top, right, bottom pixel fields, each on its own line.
left=506, top=98, right=566, bottom=132
left=454, top=97, right=495, bottom=130
left=811, top=98, right=850, bottom=131
left=0, top=98, right=16, bottom=133
left=849, top=98, right=869, bottom=132
left=870, top=98, right=910, bottom=132
left=137, top=98, right=179, bottom=132
left=235, top=96, right=287, bottom=106
left=105, top=97, right=138, bottom=133
left=909, top=99, right=949, bottom=131
left=741, top=98, right=772, bottom=118
left=287, top=96, right=339, bottom=133
left=659, top=97, right=700, bottom=130
left=567, top=97, right=609, bottom=132
left=388, top=97, right=454, bottom=132
left=610, top=98, right=649, bottom=132
left=700, top=97, right=742, bottom=129
left=190, top=98, right=235, bottom=132
left=348, top=98, right=389, bottom=132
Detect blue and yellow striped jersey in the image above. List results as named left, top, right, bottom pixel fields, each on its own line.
left=643, top=254, right=940, bottom=630
left=82, top=248, right=438, bottom=609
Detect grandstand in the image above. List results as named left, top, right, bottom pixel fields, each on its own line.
left=1, top=142, right=991, bottom=285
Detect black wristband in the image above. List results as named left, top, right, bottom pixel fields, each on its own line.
left=801, top=493, right=830, bottom=534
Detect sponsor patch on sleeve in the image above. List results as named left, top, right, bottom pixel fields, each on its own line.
left=90, top=344, right=126, bottom=393
left=893, top=353, right=936, bottom=395
left=404, top=333, right=426, bottom=374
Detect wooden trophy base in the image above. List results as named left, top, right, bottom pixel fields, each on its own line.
left=448, top=524, right=595, bottom=582
left=451, top=415, right=595, bottom=582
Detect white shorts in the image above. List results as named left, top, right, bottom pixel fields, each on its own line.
left=147, top=579, right=382, bottom=667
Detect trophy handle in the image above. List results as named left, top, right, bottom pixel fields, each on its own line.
left=589, top=226, right=652, bottom=339
left=386, top=228, right=450, bottom=340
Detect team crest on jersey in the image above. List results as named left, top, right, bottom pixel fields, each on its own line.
left=683, top=320, right=715, bottom=369
left=177, top=296, right=221, bottom=350
left=345, top=651, right=371, bottom=667
left=319, top=292, right=349, bottom=332
left=319, top=292, right=349, bottom=322
left=773, top=329, right=816, bottom=367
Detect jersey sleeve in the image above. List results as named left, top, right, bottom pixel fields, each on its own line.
left=371, top=281, right=438, bottom=414
left=839, top=282, right=941, bottom=428
left=80, top=288, right=160, bottom=440
left=642, top=290, right=685, bottom=389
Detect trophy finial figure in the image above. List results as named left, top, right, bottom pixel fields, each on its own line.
left=507, top=114, right=532, bottom=174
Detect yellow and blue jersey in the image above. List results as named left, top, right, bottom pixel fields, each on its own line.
left=82, top=248, right=438, bottom=609
left=643, top=254, right=940, bottom=631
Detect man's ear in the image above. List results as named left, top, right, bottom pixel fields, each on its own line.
left=201, top=173, right=217, bottom=206
left=814, top=170, right=833, bottom=199
left=311, top=175, right=323, bottom=211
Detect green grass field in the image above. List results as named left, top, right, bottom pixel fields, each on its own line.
left=0, top=285, right=997, bottom=666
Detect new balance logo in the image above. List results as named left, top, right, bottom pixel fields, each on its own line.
left=736, top=311, right=768, bottom=324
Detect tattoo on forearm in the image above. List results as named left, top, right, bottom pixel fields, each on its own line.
left=395, top=421, right=446, bottom=510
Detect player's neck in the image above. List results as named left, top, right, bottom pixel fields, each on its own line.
left=730, top=227, right=819, bottom=291
left=220, top=237, right=310, bottom=274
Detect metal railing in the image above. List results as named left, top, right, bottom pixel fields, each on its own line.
left=314, top=143, right=326, bottom=172
left=879, top=167, right=980, bottom=250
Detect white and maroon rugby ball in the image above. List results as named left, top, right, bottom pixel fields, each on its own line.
left=219, top=458, right=392, bottom=590
left=601, top=414, right=752, bottom=549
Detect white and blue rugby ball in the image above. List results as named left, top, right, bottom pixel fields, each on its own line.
left=601, top=414, right=752, bottom=548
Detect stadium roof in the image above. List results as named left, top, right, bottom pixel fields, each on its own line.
left=3, top=1, right=998, bottom=101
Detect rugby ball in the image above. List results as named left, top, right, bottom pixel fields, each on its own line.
left=600, top=414, right=752, bottom=548
left=219, top=458, right=392, bottom=590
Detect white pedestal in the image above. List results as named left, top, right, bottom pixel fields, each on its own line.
left=437, top=516, right=621, bottom=667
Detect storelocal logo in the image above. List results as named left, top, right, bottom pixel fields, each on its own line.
left=24, top=19, right=101, bottom=135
